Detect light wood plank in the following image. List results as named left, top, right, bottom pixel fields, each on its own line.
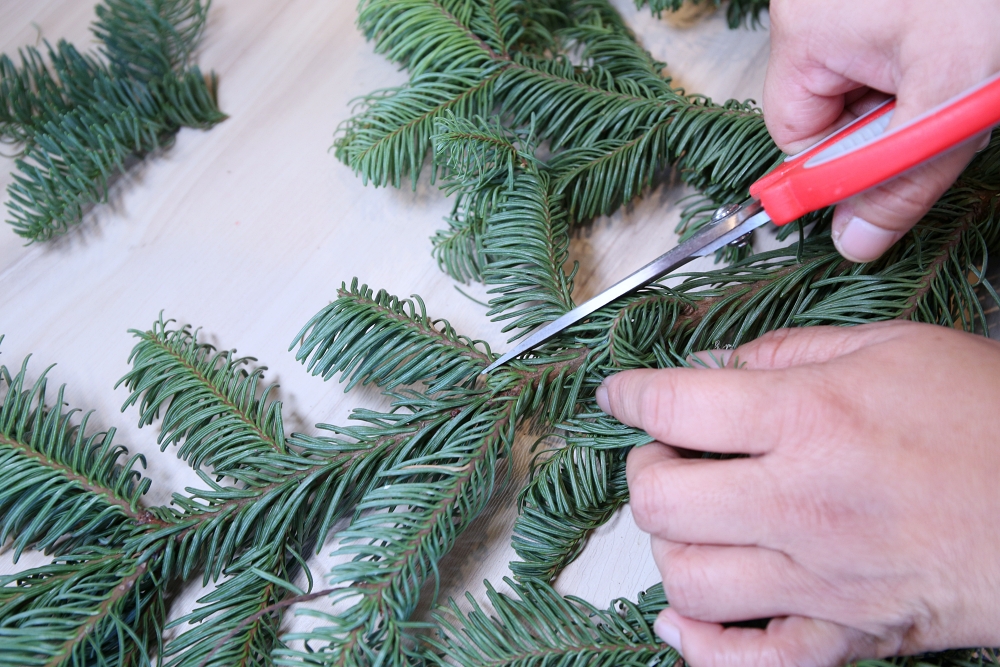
left=0, top=0, right=770, bottom=638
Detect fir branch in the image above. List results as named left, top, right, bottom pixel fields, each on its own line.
left=342, top=0, right=779, bottom=213
left=1, top=0, right=223, bottom=241
left=356, top=0, right=501, bottom=75
left=292, top=279, right=493, bottom=392
left=164, top=548, right=292, bottom=667
left=117, top=316, right=289, bottom=476
left=558, top=21, right=669, bottom=92
left=510, top=444, right=628, bottom=582
left=0, top=551, right=162, bottom=667
left=278, top=394, right=516, bottom=666
left=0, top=43, right=97, bottom=143
left=498, top=55, right=673, bottom=150
left=434, top=113, right=528, bottom=194
left=430, top=113, right=528, bottom=283
left=431, top=205, right=489, bottom=283
left=334, top=69, right=502, bottom=188
left=541, top=0, right=638, bottom=42
left=895, top=184, right=1000, bottom=326
left=433, top=115, right=579, bottom=335
left=427, top=579, right=677, bottom=666
left=93, top=0, right=212, bottom=81
left=0, top=357, right=156, bottom=560
left=125, top=387, right=463, bottom=583
left=471, top=0, right=528, bottom=58
left=482, top=171, right=577, bottom=334
left=558, top=409, right=654, bottom=449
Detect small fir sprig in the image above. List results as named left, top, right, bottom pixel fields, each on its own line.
left=0, top=0, right=224, bottom=242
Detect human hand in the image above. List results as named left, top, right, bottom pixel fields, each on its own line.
left=764, top=0, right=1000, bottom=263
left=595, top=321, right=1000, bottom=667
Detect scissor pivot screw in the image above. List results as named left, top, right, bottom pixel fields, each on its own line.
left=711, top=203, right=741, bottom=222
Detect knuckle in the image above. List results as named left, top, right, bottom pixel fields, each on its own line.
left=639, top=381, right=667, bottom=427
left=661, top=550, right=709, bottom=616
left=862, top=173, right=946, bottom=226
left=628, top=467, right=669, bottom=532
left=743, top=328, right=797, bottom=368
left=636, top=375, right=677, bottom=441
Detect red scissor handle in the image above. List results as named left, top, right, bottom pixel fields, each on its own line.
left=750, top=71, right=1000, bottom=226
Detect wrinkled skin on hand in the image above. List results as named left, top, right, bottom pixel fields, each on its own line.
left=597, top=322, right=1000, bottom=667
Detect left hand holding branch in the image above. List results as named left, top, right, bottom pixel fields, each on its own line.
left=596, top=321, right=1000, bottom=667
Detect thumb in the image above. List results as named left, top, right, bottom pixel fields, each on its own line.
left=654, top=608, right=877, bottom=667
left=830, top=138, right=982, bottom=263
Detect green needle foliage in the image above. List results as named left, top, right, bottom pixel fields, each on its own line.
left=428, top=580, right=676, bottom=666
left=2, top=0, right=999, bottom=666
left=638, top=0, right=771, bottom=28
left=0, top=0, right=224, bottom=242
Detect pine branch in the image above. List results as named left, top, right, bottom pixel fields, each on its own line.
left=117, top=316, right=289, bottom=476
left=427, top=579, right=677, bottom=666
left=0, top=551, right=162, bottom=667
left=1, top=1, right=223, bottom=241
left=637, top=0, right=770, bottom=28
left=278, top=393, right=516, bottom=667
left=510, top=444, right=628, bottom=582
left=0, top=357, right=156, bottom=560
left=292, top=279, right=493, bottom=393
left=163, top=547, right=293, bottom=667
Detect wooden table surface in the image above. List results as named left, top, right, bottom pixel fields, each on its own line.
left=0, top=0, right=772, bottom=639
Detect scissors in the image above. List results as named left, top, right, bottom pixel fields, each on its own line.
left=482, top=72, right=1000, bottom=374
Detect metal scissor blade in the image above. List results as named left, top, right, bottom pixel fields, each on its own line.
left=480, top=199, right=772, bottom=374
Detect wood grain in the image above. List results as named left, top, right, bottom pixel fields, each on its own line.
left=0, top=0, right=771, bottom=639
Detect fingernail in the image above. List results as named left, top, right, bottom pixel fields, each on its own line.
left=595, top=383, right=610, bottom=413
left=654, top=617, right=683, bottom=655
left=977, top=132, right=992, bottom=152
left=832, top=215, right=900, bottom=263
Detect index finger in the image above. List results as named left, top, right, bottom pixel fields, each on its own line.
left=762, top=37, right=859, bottom=152
left=598, top=366, right=784, bottom=454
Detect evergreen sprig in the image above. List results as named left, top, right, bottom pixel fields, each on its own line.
left=637, top=0, right=771, bottom=28
left=0, top=549, right=163, bottom=667
left=0, top=0, right=223, bottom=242
left=117, top=317, right=288, bottom=475
left=428, top=579, right=676, bottom=666
left=4, top=0, right=1000, bottom=665
left=0, top=356, right=152, bottom=561
left=335, top=0, right=781, bottom=222
left=510, top=444, right=630, bottom=582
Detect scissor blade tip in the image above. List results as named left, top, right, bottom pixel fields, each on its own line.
left=482, top=349, right=522, bottom=375
left=480, top=358, right=506, bottom=375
